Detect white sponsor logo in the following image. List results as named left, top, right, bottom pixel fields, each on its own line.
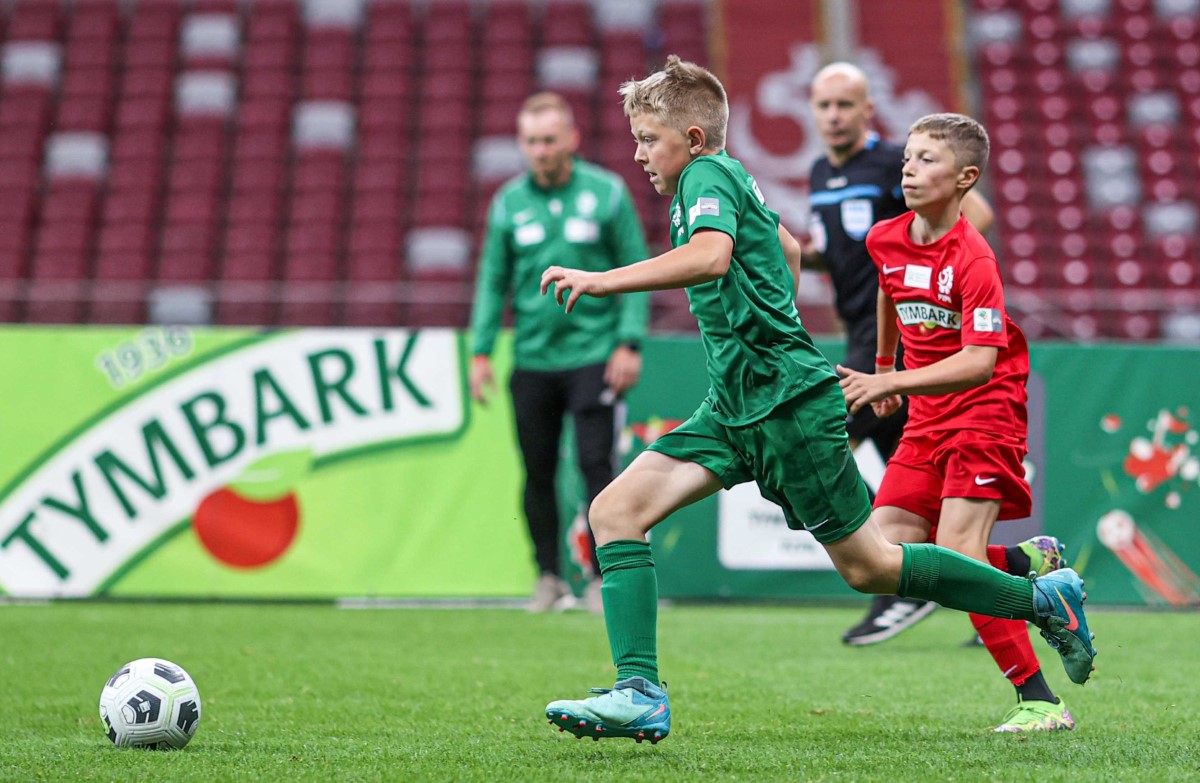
left=895, top=302, right=961, bottom=330
left=904, top=265, right=933, bottom=289
left=975, top=476, right=997, bottom=485
left=515, top=223, right=545, bottom=246
left=882, top=263, right=904, bottom=275
left=973, top=307, right=1004, bottom=333
left=563, top=217, right=599, bottom=243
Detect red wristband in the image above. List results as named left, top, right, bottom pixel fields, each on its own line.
left=875, top=355, right=896, bottom=367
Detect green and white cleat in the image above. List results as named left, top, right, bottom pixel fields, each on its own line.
left=1020, top=535, right=1068, bottom=577
left=993, top=697, right=1076, bottom=732
left=546, top=677, right=670, bottom=744
left=1031, top=568, right=1097, bottom=685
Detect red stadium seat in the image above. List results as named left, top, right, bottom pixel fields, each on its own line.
left=278, top=283, right=337, bottom=325
left=23, top=282, right=86, bottom=324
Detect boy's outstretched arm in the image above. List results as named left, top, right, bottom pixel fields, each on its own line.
left=541, top=229, right=733, bottom=313
left=840, top=343, right=999, bottom=414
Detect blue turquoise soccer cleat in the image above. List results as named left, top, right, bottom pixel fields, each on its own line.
left=1031, top=568, right=1097, bottom=685
left=546, top=677, right=670, bottom=743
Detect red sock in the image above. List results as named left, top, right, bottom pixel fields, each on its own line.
left=986, top=545, right=1008, bottom=571
left=970, top=613, right=1040, bottom=685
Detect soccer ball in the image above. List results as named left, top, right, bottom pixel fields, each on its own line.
left=98, top=658, right=202, bottom=749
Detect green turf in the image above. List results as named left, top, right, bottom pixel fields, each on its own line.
left=0, top=602, right=1196, bottom=782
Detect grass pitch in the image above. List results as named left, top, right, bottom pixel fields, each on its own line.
left=0, top=601, right=1196, bottom=782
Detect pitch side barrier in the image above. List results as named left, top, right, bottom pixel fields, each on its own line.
left=0, top=326, right=1195, bottom=607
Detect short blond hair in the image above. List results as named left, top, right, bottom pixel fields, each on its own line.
left=908, top=113, right=990, bottom=175
left=619, top=55, right=728, bottom=150
left=518, top=91, right=574, bottom=126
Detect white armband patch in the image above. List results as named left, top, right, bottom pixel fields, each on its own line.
left=973, top=307, right=1003, bottom=333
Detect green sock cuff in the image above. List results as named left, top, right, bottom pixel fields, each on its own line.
left=597, top=540, right=654, bottom=575
left=898, top=543, right=938, bottom=597
left=899, top=542, right=1036, bottom=621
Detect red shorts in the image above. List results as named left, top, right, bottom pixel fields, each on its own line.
left=874, top=430, right=1032, bottom=523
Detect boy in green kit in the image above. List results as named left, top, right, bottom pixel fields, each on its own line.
left=539, top=57, right=1096, bottom=744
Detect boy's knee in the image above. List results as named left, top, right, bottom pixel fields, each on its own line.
left=836, top=557, right=894, bottom=594
left=587, top=490, right=622, bottom=536
left=839, top=563, right=876, bottom=593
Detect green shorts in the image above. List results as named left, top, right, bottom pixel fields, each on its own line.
left=648, top=380, right=872, bottom=544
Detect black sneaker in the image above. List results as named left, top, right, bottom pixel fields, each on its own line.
left=842, top=595, right=938, bottom=646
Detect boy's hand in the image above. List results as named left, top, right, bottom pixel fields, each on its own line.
left=540, top=266, right=608, bottom=313
left=836, top=364, right=901, bottom=416
left=605, top=344, right=642, bottom=396
left=871, top=395, right=903, bottom=419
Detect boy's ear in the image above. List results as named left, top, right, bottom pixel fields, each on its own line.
left=957, top=165, right=980, bottom=191
left=687, top=125, right=707, bottom=155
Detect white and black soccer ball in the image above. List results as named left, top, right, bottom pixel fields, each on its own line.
left=98, top=658, right=201, bottom=750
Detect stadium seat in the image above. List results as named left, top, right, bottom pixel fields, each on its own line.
left=0, top=0, right=716, bottom=327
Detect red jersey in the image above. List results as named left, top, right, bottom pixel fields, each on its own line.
left=866, top=212, right=1028, bottom=439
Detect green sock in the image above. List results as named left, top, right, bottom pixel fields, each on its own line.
left=596, top=540, right=658, bottom=683
left=898, top=543, right=1035, bottom=621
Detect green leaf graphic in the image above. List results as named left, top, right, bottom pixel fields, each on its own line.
left=229, top=449, right=313, bottom=501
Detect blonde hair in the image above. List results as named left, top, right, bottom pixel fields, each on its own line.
left=518, top=91, right=574, bottom=126
left=908, top=113, right=990, bottom=176
left=619, top=55, right=728, bottom=150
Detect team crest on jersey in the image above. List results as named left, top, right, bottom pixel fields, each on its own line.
left=576, top=191, right=598, bottom=216
left=937, top=266, right=954, bottom=303
left=896, top=301, right=962, bottom=331
left=840, top=198, right=874, bottom=240
left=672, top=203, right=682, bottom=228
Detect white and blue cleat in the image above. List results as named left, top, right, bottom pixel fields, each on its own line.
left=546, top=677, right=670, bottom=744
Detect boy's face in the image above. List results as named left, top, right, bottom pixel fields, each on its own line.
left=629, top=113, right=695, bottom=196
left=901, top=132, right=974, bottom=213
left=517, top=108, right=579, bottom=188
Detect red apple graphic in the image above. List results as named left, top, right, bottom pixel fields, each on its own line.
left=192, top=449, right=311, bottom=569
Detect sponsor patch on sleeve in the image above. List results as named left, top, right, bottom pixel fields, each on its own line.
left=688, top=197, right=721, bottom=225
left=973, top=307, right=1003, bottom=333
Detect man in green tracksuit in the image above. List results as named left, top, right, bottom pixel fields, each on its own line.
left=468, top=92, right=650, bottom=614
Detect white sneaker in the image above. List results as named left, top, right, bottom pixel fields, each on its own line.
left=528, top=573, right=569, bottom=613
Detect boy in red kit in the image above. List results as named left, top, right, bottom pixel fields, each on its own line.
left=839, top=113, right=1087, bottom=732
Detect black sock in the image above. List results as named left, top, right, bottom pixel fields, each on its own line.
left=1015, top=671, right=1057, bottom=704
left=1005, top=545, right=1031, bottom=576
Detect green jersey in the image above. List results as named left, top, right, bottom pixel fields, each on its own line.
left=670, top=151, right=837, bottom=426
left=469, top=159, right=650, bottom=371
